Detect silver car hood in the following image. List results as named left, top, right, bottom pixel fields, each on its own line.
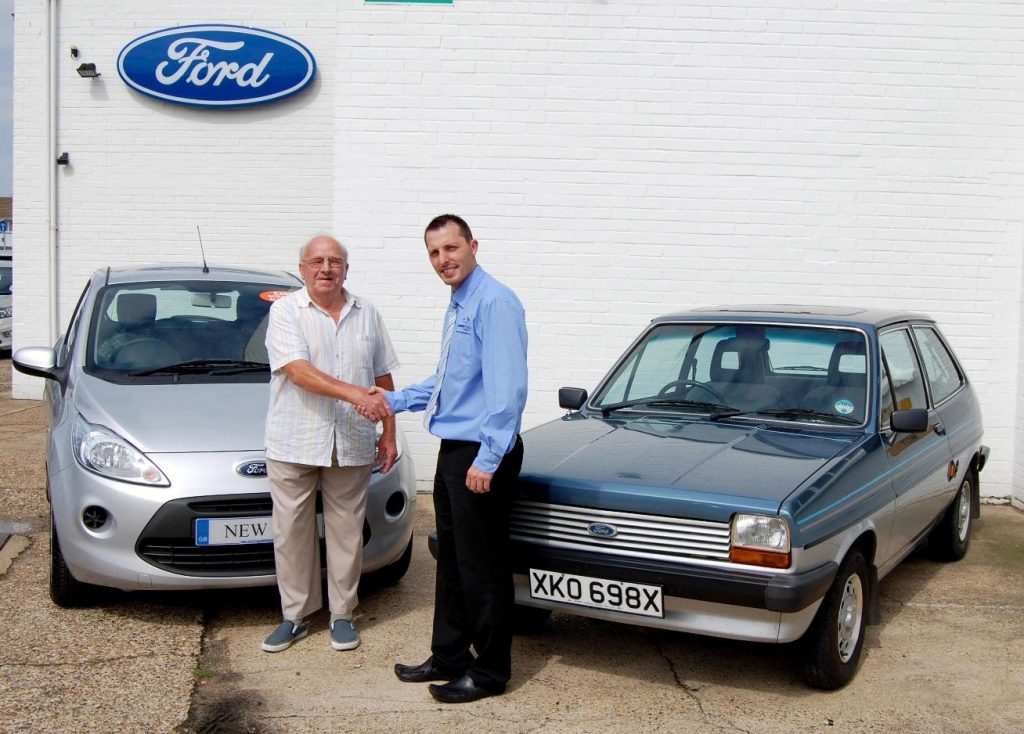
left=74, top=374, right=269, bottom=453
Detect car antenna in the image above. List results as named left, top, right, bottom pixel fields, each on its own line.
left=196, top=226, right=210, bottom=274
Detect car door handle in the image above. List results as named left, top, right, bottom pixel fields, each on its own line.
left=932, top=422, right=946, bottom=435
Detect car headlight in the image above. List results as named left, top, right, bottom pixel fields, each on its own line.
left=0, top=306, right=11, bottom=319
left=72, top=414, right=169, bottom=486
left=730, top=514, right=791, bottom=568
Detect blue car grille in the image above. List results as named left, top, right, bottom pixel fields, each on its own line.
left=510, top=500, right=732, bottom=563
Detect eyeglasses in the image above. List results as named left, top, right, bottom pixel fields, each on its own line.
left=301, top=257, right=346, bottom=269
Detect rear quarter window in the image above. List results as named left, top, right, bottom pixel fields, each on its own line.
left=913, top=326, right=963, bottom=403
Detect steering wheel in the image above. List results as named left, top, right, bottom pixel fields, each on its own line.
left=657, top=379, right=726, bottom=403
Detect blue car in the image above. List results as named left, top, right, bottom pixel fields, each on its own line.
left=510, top=305, right=988, bottom=689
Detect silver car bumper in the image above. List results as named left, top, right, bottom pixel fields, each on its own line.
left=50, top=451, right=416, bottom=592
left=514, top=574, right=822, bottom=643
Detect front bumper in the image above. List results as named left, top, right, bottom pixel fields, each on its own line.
left=510, top=543, right=837, bottom=643
left=50, top=451, right=416, bottom=591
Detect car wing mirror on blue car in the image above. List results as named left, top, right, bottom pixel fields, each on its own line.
left=558, top=387, right=588, bottom=410
left=890, top=408, right=929, bottom=433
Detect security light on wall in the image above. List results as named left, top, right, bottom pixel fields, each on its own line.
left=76, top=63, right=100, bottom=78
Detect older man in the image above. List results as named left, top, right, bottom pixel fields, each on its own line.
left=261, top=234, right=397, bottom=653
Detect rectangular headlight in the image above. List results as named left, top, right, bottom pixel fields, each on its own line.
left=730, top=514, right=791, bottom=568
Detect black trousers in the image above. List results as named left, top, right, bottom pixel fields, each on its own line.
left=430, top=436, right=524, bottom=691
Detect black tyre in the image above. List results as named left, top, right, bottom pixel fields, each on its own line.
left=365, top=536, right=413, bottom=586
left=800, top=549, right=868, bottom=690
left=49, top=513, right=96, bottom=608
left=512, top=604, right=552, bottom=634
left=929, top=472, right=974, bottom=562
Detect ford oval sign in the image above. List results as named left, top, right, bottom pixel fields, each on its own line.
left=236, top=461, right=268, bottom=477
left=587, top=522, right=618, bottom=538
left=117, top=25, right=316, bottom=108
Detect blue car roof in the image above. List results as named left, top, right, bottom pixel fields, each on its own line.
left=651, top=304, right=933, bottom=330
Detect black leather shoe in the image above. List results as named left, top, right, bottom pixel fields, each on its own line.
left=428, top=675, right=504, bottom=704
left=394, top=657, right=461, bottom=683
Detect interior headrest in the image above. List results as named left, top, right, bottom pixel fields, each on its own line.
left=116, top=293, right=157, bottom=327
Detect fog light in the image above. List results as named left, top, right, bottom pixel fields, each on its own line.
left=82, top=505, right=109, bottom=531
left=385, top=491, right=406, bottom=518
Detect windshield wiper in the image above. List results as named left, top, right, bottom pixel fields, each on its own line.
left=737, top=407, right=862, bottom=425
left=600, top=398, right=739, bottom=418
left=129, top=359, right=269, bottom=376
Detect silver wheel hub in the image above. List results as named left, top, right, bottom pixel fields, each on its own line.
left=956, top=480, right=971, bottom=543
left=837, top=573, right=863, bottom=664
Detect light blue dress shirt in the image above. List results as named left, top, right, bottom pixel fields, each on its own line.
left=387, top=266, right=528, bottom=473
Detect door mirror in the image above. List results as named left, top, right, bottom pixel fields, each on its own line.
left=890, top=408, right=928, bottom=433
left=12, top=346, right=60, bottom=381
left=558, top=387, right=588, bottom=410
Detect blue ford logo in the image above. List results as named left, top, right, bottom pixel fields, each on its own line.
left=236, top=461, right=268, bottom=477
left=587, top=522, right=618, bottom=538
left=117, top=25, right=316, bottom=108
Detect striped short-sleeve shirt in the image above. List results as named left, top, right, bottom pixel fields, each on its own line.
left=264, top=287, right=399, bottom=467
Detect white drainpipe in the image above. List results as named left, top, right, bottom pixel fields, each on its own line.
left=48, top=0, right=59, bottom=342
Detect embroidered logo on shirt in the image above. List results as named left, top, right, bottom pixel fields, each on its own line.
left=455, top=316, right=473, bottom=335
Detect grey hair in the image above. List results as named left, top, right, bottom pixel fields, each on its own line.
left=299, top=235, right=349, bottom=263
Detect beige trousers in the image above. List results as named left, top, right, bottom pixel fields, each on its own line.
left=266, top=457, right=371, bottom=621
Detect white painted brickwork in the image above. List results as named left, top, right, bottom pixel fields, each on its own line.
left=13, top=1, right=1024, bottom=505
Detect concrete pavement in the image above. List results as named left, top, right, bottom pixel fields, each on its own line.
left=1, top=357, right=1023, bottom=733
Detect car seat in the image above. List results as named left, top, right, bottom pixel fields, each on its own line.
left=803, top=341, right=867, bottom=422
left=705, top=336, right=781, bottom=411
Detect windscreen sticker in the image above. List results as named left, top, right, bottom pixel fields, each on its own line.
left=834, top=399, right=855, bottom=415
left=259, top=290, right=291, bottom=302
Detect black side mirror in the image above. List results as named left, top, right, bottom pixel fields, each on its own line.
left=558, top=387, right=588, bottom=410
left=890, top=408, right=928, bottom=433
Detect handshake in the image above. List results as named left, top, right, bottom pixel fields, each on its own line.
left=354, top=386, right=393, bottom=422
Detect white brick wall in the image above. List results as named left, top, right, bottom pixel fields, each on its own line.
left=14, top=1, right=1024, bottom=503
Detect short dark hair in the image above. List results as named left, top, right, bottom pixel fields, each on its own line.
left=425, top=214, right=473, bottom=244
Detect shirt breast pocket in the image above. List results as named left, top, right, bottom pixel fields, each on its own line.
left=345, top=334, right=375, bottom=373
left=446, top=327, right=477, bottom=380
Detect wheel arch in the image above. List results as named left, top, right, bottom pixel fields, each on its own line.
left=847, top=531, right=881, bottom=626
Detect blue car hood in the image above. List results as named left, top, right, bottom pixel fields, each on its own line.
left=519, top=414, right=857, bottom=519
left=73, top=374, right=269, bottom=453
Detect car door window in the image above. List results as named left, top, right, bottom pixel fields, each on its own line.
left=879, top=329, right=927, bottom=411
left=913, top=327, right=963, bottom=404
left=58, top=283, right=91, bottom=367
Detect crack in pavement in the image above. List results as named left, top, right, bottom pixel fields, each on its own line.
left=651, top=632, right=755, bottom=734
left=3, top=651, right=196, bottom=669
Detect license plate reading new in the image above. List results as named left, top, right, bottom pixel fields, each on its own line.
left=196, top=516, right=273, bottom=546
left=529, top=569, right=664, bottom=618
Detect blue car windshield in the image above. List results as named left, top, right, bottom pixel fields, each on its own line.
left=85, top=280, right=297, bottom=378
left=592, top=323, right=870, bottom=425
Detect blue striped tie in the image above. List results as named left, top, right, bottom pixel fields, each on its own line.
left=424, top=299, right=457, bottom=428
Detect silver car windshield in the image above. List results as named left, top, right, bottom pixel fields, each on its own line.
left=593, top=323, right=869, bottom=425
left=86, top=280, right=295, bottom=377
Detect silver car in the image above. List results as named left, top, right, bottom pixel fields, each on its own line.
left=13, top=265, right=416, bottom=607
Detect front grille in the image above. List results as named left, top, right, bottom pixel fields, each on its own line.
left=138, top=541, right=277, bottom=573
left=510, top=500, right=731, bottom=564
left=189, top=498, right=274, bottom=515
